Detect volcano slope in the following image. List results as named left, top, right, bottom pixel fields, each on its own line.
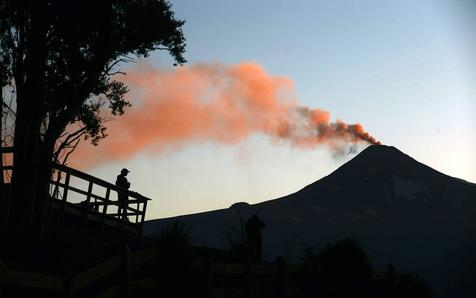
left=144, top=145, right=476, bottom=296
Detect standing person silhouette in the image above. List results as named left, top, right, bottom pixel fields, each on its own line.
left=246, top=214, right=266, bottom=262
left=116, top=168, right=131, bottom=221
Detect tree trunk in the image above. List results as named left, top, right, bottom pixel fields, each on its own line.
left=10, top=132, right=54, bottom=237
left=0, top=88, right=5, bottom=229
left=8, top=0, right=50, bottom=238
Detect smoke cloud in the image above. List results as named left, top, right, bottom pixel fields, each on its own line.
left=72, top=62, right=379, bottom=167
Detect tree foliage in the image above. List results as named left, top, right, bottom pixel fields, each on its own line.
left=1, top=0, right=185, bottom=155
left=298, top=238, right=372, bottom=297
left=0, top=0, right=186, bottom=235
left=297, top=238, right=435, bottom=298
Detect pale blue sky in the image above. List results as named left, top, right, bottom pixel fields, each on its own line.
left=84, top=0, right=475, bottom=219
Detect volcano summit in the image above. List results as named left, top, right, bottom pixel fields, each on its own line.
left=145, top=145, right=476, bottom=296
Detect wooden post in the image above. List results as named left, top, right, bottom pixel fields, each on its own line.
left=0, top=148, right=5, bottom=230
left=121, top=244, right=130, bottom=298
left=61, top=172, right=71, bottom=224
left=277, top=258, right=286, bottom=298
left=62, top=172, right=71, bottom=204
left=83, top=181, right=93, bottom=223
left=101, top=188, right=111, bottom=230
left=141, top=199, right=147, bottom=223
left=0, top=149, right=4, bottom=212
left=139, top=199, right=148, bottom=235
left=206, top=257, right=213, bottom=298
left=135, top=201, right=139, bottom=224
left=245, top=260, right=253, bottom=298
left=63, top=254, right=74, bottom=298
left=52, top=168, right=62, bottom=199
left=64, top=269, right=74, bottom=298
left=0, top=259, right=6, bottom=298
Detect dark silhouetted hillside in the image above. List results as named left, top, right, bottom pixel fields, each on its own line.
left=145, top=145, right=476, bottom=297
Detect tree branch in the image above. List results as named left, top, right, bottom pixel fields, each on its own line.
left=60, top=137, right=82, bottom=166
left=53, top=126, right=87, bottom=162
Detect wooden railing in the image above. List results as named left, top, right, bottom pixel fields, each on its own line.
left=0, top=245, right=158, bottom=297
left=1, top=147, right=150, bottom=232
left=209, top=261, right=299, bottom=298
left=0, top=245, right=392, bottom=298
left=0, top=146, right=13, bottom=184
left=51, top=163, right=150, bottom=226
left=0, top=246, right=301, bottom=298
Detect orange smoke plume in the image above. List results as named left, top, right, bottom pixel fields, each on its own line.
left=72, top=62, right=379, bottom=167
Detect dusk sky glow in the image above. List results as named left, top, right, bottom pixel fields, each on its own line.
left=73, top=0, right=476, bottom=219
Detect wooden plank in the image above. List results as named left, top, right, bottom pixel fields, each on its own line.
left=246, top=260, right=253, bottom=298
left=0, top=147, right=13, bottom=153
left=54, top=164, right=116, bottom=190
left=64, top=205, right=83, bottom=216
left=73, top=256, right=121, bottom=290
left=210, top=262, right=245, bottom=274
left=94, top=277, right=160, bottom=298
left=140, top=200, right=148, bottom=225
left=372, top=271, right=386, bottom=279
left=53, top=164, right=150, bottom=202
left=121, top=245, right=130, bottom=297
left=51, top=169, right=63, bottom=199
left=130, top=249, right=160, bottom=266
left=212, top=288, right=243, bottom=298
left=125, top=206, right=141, bottom=213
left=62, top=172, right=71, bottom=204
left=93, top=284, right=121, bottom=298
left=50, top=181, right=104, bottom=201
left=64, top=268, right=74, bottom=298
left=285, top=264, right=300, bottom=274
left=50, top=182, right=114, bottom=205
left=101, top=188, right=111, bottom=229
left=0, top=268, right=63, bottom=290
left=106, top=212, right=139, bottom=217
left=104, top=199, right=142, bottom=204
left=51, top=201, right=89, bottom=217
left=252, top=263, right=280, bottom=275
left=129, top=276, right=159, bottom=289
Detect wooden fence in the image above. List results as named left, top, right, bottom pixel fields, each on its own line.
left=0, top=147, right=150, bottom=234
left=0, top=245, right=158, bottom=297
left=209, top=261, right=300, bottom=298
left=0, top=246, right=301, bottom=298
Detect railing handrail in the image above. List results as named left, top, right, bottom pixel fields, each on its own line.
left=1, top=146, right=150, bottom=202
left=1, top=146, right=151, bottom=227
left=0, top=146, right=13, bottom=154
left=0, top=247, right=303, bottom=293
left=53, top=163, right=150, bottom=202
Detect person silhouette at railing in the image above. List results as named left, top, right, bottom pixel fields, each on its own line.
left=116, top=168, right=131, bottom=221
left=246, top=214, right=266, bottom=262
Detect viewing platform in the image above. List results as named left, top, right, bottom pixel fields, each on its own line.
left=0, top=147, right=150, bottom=235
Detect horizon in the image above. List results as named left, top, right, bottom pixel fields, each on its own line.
left=146, top=143, right=476, bottom=220
left=69, top=0, right=475, bottom=220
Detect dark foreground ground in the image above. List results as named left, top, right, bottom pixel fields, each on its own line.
left=0, top=227, right=436, bottom=298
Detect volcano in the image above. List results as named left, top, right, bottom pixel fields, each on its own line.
left=144, top=145, right=476, bottom=296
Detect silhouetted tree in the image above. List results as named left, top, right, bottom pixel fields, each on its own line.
left=376, top=267, right=435, bottom=298
left=398, top=273, right=435, bottom=298
left=153, top=221, right=196, bottom=298
left=0, top=0, right=185, bottom=236
left=298, top=238, right=372, bottom=298
left=297, top=239, right=436, bottom=298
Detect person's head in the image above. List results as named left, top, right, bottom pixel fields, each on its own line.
left=120, top=168, right=130, bottom=176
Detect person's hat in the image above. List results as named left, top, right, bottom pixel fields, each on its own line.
left=121, top=168, right=130, bottom=174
